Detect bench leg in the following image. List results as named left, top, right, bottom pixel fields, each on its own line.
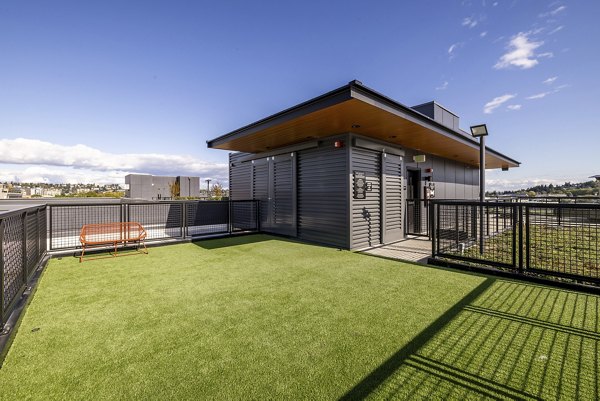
left=80, top=245, right=86, bottom=263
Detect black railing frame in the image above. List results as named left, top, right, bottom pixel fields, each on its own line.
left=431, top=200, right=600, bottom=284
left=47, top=199, right=259, bottom=251
left=1, top=205, right=48, bottom=329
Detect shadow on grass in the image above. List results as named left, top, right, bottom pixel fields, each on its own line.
left=339, top=278, right=496, bottom=400
left=192, top=233, right=290, bottom=250
left=340, top=279, right=600, bottom=400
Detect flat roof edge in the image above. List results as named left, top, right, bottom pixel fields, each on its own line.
left=207, top=80, right=521, bottom=167
left=207, top=82, right=354, bottom=148
left=349, top=83, right=520, bottom=167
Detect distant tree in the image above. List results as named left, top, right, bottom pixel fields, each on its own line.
left=169, top=181, right=181, bottom=199
left=526, top=191, right=536, bottom=198
left=211, top=182, right=224, bottom=200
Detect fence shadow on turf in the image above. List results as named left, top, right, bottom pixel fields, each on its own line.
left=192, top=233, right=288, bottom=250
left=340, top=279, right=600, bottom=400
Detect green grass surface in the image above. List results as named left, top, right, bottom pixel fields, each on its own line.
left=0, top=235, right=598, bottom=400
left=460, top=224, right=600, bottom=277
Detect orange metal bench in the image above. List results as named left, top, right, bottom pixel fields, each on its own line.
left=79, top=222, right=148, bottom=262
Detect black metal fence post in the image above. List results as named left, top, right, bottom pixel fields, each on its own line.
left=228, top=201, right=232, bottom=235
left=518, top=204, right=524, bottom=272
left=479, top=204, right=485, bottom=254
left=21, top=212, right=27, bottom=285
left=431, top=202, right=436, bottom=257
left=525, top=205, right=530, bottom=271
left=48, top=205, right=53, bottom=251
left=511, top=204, right=517, bottom=270
left=0, top=220, right=5, bottom=327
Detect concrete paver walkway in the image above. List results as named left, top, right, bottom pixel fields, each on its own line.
left=363, top=236, right=432, bottom=264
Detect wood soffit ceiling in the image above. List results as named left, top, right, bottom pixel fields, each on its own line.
left=212, top=98, right=518, bottom=169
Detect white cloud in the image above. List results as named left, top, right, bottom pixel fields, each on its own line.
left=448, top=42, right=464, bottom=59
left=540, top=5, right=566, bottom=18
left=526, top=92, right=551, bottom=100
left=526, top=84, right=568, bottom=100
left=436, top=81, right=449, bottom=90
left=480, top=31, right=488, bottom=38
left=542, top=76, right=557, bottom=85
left=0, top=138, right=228, bottom=184
left=462, top=16, right=478, bottom=28
left=548, top=25, right=564, bottom=35
left=0, top=165, right=129, bottom=185
left=507, top=104, right=522, bottom=111
left=494, top=32, right=544, bottom=69
left=537, top=52, right=553, bottom=58
left=483, top=94, right=516, bottom=114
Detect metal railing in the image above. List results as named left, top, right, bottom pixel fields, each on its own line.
left=48, top=200, right=259, bottom=251
left=431, top=200, right=600, bottom=284
left=487, top=196, right=600, bottom=204
left=1, top=205, right=47, bottom=328
left=405, top=199, right=430, bottom=238
left=0, top=200, right=257, bottom=330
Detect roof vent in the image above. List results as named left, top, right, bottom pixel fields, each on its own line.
left=411, top=101, right=459, bottom=131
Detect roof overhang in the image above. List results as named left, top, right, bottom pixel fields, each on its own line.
left=207, top=81, right=520, bottom=169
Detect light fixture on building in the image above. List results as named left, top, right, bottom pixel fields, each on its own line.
left=470, top=124, right=489, bottom=137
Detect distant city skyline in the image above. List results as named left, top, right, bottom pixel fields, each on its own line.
left=1, top=1, right=599, bottom=190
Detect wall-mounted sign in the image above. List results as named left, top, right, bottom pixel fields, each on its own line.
left=353, top=171, right=366, bottom=199
left=413, top=155, right=426, bottom=163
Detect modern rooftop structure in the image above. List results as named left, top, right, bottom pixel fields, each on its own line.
left=207, top=80, right=520, bottom=249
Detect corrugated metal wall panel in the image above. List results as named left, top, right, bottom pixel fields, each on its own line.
left=297, top=144, right=348, bottom=248
left=229, top=153, right=252, bottom=200
left=351, top=147, right=381, bottom=248
left=252, top=159, right=269, bottom=229
left=271, top=155, right=295, bottom=236
left=383, top=153, right=403, bottom=242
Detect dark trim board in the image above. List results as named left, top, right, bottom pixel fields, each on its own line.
left=207, top=86, right=352, bottom=148
left=207, top=80, right=520, bottom=168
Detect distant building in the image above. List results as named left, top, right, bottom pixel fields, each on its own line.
left=125, top=174, right=200, bottom=200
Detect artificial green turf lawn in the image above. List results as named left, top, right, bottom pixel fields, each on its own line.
left=0, top=235, right=598, bottom=400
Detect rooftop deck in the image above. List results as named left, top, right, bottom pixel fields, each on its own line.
left=1, top=235, right=598, bottom=400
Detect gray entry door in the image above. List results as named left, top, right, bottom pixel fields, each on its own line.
left=382, top=153, right=403, bottom=243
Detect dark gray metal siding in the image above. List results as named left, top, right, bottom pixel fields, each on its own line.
left=382, top=153, right=403, bottom=243
left=252, top=159, right=269, bottom=229
left=297, top=141, right=348, bottom=248
left=351, top=147, right=381, bottom=248
left=403, top=150, right=479, bottom=200
left=271, top=154, right=296, bottom=236
left=229, top=153, right=252, bottom=200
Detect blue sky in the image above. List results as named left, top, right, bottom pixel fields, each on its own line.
left=1, top=0, right=598, bottom=190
